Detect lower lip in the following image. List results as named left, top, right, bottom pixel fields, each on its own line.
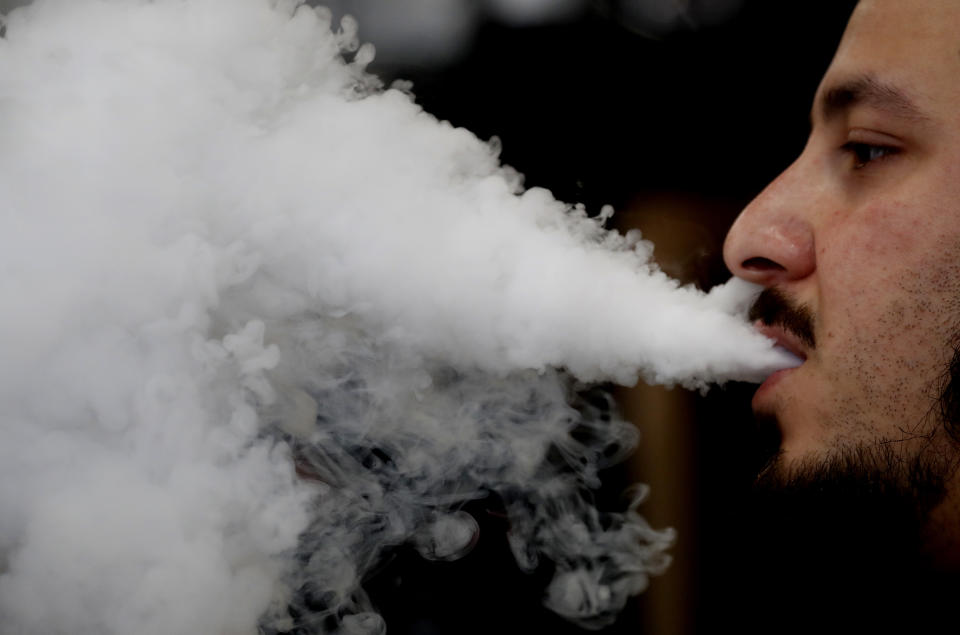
left=752, top=367, right=797, bottom=408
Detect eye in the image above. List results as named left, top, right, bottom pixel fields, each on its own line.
left=841, top=141, right=900, bottom=169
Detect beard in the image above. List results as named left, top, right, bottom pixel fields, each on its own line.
left=751, top=436, right=953, bottom=561
left=736, top=434, right=960, bottom=632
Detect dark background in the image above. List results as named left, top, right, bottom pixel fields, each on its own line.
left=352, top=2, right=863, bottom=634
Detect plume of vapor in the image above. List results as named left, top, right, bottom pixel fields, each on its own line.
left=318, top=0, right=587, bottom=68
left=316, top=0, right=479, bottom=66
left=0, top=1, right=796, bottom=633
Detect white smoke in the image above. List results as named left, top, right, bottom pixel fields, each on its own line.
left=0, top=1, right=797, bottom=634
left=315, top=0, right=587, bottom=69
left=318, top=0, right=480, bottom=66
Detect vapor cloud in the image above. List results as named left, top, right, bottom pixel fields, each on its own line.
left=0, top=1, right=795, bottom=633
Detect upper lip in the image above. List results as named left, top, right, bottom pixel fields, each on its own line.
left=754, top=321, right=809, bottom=362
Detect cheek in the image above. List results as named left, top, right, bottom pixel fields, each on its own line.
left=840, top=201, right=923, bottom=257
left=814, top=206, right=907, bottom=328
left=815, top=201, right=960, bottom=406
left=784, top=177, right=960, bottom=446
left=819, top=198, right=951, bottom=297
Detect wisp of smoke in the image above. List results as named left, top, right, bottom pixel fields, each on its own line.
left=0, top=1, right=797, bottom=633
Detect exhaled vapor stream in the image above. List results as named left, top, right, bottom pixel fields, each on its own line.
left=0, top=1, right=797, bottom=633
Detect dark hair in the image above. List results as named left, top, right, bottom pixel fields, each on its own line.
left=940, top=336, right=960, bottom=443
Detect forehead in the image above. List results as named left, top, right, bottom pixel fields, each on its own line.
left=818, top=0, right=960, bottom=115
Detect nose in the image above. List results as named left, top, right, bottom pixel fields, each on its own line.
left=723, top=159, right=816, bottom=287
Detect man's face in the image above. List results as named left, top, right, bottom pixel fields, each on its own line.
left=724, top=0, right=960, bottom=482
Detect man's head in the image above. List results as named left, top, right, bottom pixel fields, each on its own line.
left=724, top=0, right=960, bottom=559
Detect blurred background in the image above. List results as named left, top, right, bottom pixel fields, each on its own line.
left=327, top=1, right=859, bottom=633
left=0, top=0, right=858, bottom=632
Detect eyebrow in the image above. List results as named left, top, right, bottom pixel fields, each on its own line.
left=818, top=74, right=929, bottom=123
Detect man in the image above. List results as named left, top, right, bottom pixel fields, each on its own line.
left=718, top=0, right=960, bottom=629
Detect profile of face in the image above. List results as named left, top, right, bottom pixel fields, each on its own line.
left=724, top=0, right=960, bottom=554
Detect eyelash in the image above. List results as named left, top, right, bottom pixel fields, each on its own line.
left=841, top=141, right=900, bottom=169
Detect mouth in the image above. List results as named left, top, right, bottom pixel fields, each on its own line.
left=755, top=322, right=809, bottom=363
left=752, top=321, right=808, bottom=405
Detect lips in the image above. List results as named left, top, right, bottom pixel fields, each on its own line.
left=751, top=321, right=808, bottom=408
left=754, top=321, right=809, bottom=363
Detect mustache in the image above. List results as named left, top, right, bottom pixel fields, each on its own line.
left=748, top=288, right=816, bottom=350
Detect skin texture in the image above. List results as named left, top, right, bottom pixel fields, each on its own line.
left=723, top=0, right=960, bottom=554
